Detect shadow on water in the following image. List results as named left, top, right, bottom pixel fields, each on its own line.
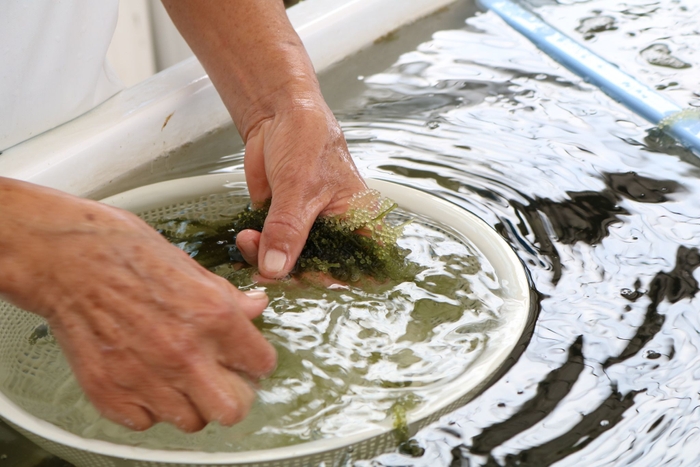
left=603, top=246, right=700, bottom=369
left=5, top=0, right=700, bottom=465
left=342, top=0, right=700, bottom=465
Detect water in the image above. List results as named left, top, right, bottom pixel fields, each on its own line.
left=341, top=1, right=700, bottom=465
left=527, top=0, right=700, bottom=107
left=4, top=0, right=700, bottom=464
left=7, top=198, right=506, bottom=453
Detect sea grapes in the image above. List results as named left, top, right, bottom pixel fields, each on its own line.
left=156, top=190, right=417, bottom=283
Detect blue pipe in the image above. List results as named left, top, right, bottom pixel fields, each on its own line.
left=477, top=0, right=700, bottom=156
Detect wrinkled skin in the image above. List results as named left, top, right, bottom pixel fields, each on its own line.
left=0, top=179, right=276, bottom=432
left=0, top=0, right=368, bottom=434
left=161, top=1, right=367, bottom=280
left=237, top=103, right=367, bottom=276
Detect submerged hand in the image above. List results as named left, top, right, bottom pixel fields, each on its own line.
left=0, top=179, right=277, bottom=432
left=237, top=102, right=367, bottom=277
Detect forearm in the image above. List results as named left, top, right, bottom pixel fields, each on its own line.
left=162, top=0, right=323, bottom=141
left=0, top=177, right=137, bottom=315
left=0, top=177, right=74, bottom=308
left=163, top=0, right=367, bottom=279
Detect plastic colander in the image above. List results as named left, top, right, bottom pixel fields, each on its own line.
left=0, top=173, right=531, bottom=467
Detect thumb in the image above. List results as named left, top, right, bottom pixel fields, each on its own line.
left=256, top=192, right=325, bottom=278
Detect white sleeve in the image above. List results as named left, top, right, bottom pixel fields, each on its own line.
left=0, top=0, right=124, bottom=152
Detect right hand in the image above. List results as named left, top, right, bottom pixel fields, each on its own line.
left=0, top=178, right=277, bottom=432
left=234, top=101, right=368, bottom=277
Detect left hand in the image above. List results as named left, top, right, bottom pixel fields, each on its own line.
left=0, top=178, right=277, bottom=432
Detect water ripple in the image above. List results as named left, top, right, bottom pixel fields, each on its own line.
left=345, top=6, right=700, bottom=467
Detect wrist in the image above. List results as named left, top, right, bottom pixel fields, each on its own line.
left=0, top=178, right=141, bottom=317
left=238, top=84, right=330, bottom=142
left=162, top=0, right=327, bottom=143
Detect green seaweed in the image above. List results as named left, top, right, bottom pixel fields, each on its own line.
left=391, top=394, right=421, bottom=448
left=156, top=190, right=419, bottom=283
left=392, top=400, right=410, bottom=444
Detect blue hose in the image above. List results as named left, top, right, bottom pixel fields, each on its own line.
left=477, top=0, right=700, bottom=156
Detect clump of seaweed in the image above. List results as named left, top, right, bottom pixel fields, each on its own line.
left=390, top=394, right=424, bottom=454
left=156, top=190, right=417, bottom=283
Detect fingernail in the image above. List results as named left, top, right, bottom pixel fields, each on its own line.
left=244, top=289, right=267, bottom=300
left=263, top=249, right=287, bottom=276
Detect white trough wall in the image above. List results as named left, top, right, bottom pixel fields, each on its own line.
left=0, top=0, right=456, bottom=198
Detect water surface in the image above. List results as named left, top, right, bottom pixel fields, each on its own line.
left=4, top=0, right=700, bottom=464
left=6, top=201, right=505, bottom=453
left=338, top=2, right=700, bottom=465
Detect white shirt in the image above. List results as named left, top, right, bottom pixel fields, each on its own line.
left=0, top=1, right=123, bottom=151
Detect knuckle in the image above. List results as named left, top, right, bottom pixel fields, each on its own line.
left=97, top=400, right=153, bottom=431
left=264, top=213, right=308, bottom=240
left=80, top=376, right=105, bottom=400
left=165, top=348, right=201, bottom=374
left=83, top=379, right=124, bottom=410
left=191, top=304, right=233, bottom=331
left=129, top=417, right=154, bottom=432
left=142, top=337, right=203, bottom=376
left=87, top=391, right=112, bottom=411
left=217, top=399, right=249, bottom=427
left=173, top=415, right=205, bottom=433
left=256, top=346, right=278, bottom=377
left=158, top=333, right=199, bottom=361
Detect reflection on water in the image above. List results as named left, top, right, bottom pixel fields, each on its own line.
left=337, top=3, right=700, bottom=466
left=5, top=0, right=700, bottom=464
left=525, top=0, right=700, bottom=107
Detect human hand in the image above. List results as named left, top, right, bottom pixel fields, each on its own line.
left=160, top=1, right=367, bottom=279
left=0, top=179, right=277, bottom=432
left=235, top=101, right=367, bottom=278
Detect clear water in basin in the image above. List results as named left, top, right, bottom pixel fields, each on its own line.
left=4, top=0, right=700, bottom=464
left=4, top=200, right=502, bottom=452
